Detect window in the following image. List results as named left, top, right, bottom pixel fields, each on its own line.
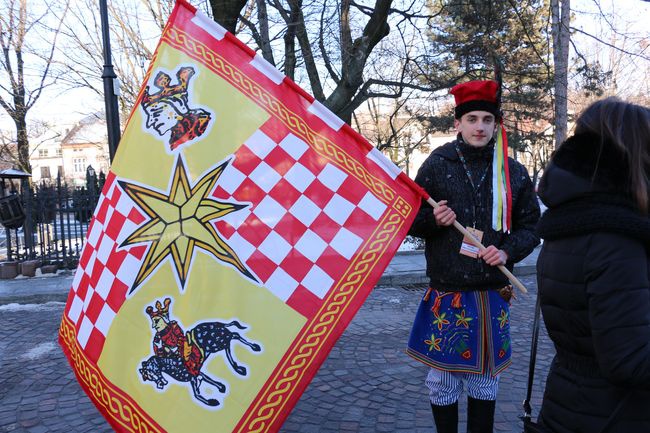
left=40, top=166, right=51, bottom=179
left=56, top=148, right=62, bottom=157
left=38, top=149, right=48, bottom=157
left=57, top=166, right=64, bottom=178
left=73, top=158, right=86, bottom=173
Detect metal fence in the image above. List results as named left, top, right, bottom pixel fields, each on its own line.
left=0, top=172, right=104, bottom=268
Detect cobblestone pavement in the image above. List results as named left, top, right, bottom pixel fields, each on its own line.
left=0, top=275, right=552, bottom=433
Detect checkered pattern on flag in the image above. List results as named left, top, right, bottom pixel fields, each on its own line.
left=58, top=1, right=425, bottom=432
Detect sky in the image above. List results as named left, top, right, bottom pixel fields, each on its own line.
left=1, top=0, right=648, bottom=134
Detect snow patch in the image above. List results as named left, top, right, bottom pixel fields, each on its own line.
left=0, top=301, right=64, bottom=312
left=398, top=235, right=424, bottom=252
left=22, top=342, right=58, bottom=360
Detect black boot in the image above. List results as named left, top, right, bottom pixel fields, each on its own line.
left=431, top=401, right=458, bottom=433
left=467, top=397, right=495, bottom=433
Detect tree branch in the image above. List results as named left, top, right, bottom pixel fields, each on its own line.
left=319, top=0, right=340, bottom=84
left=255, top=0, right=275, bottom=65
left=287, top=0, right=325, bottom=100
left=571, top=26, right=650, bottom=62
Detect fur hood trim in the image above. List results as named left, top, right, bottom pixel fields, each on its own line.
left=551, top=132, right=629, bottom=190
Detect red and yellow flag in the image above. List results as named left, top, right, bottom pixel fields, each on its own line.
left=59, top=1, right=423, bottom=431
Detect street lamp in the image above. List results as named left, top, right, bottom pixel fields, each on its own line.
left=99, top=0, right=121, bottom=162
left=86, top=165, right=97, bottom=197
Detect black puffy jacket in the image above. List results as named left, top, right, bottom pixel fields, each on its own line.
left=409, top=137, right=540, bottom=291
left=536, top=133, right=650, bottom=433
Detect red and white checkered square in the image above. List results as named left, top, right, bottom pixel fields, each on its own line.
left=64, top=173, right=146, bottom=360
left=214, top=120, right=389, bottom=315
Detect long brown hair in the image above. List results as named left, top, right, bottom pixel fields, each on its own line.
left=574, top=97, right=650, bottom=214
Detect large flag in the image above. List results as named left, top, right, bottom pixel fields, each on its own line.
left=59, top=1, right=424, bottom=431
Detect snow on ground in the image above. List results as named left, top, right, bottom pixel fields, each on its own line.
left=21, top=342, right=59, bottom=360
left=0, top=301, right=64, bottom=312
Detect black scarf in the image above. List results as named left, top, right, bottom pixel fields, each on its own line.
left=537, top=193, right=650, bottom=242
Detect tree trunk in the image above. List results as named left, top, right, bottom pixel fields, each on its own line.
left=325, top=0, right=392, bottom=122
left=14, top=35, right=30, bottom=173
left=551, top=0, right=570, bottom=149
left=208, top=0, right=247, bottom=34
left=255, top=0, right=274, bottom=65
left=15, top=116, right=30, bottom=173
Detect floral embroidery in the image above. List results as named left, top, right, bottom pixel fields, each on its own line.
left=498, top=338, right=510, bottom=358
left=431, top=296, right=442, bottom=315
left=454, top=309, right=473, bottom=328
left=424, top=334, right=442, bottom=352
left=432, top=312, right=450, bottom=331
left=451, top=292, right=462, bottom=308
left=497, top=309, right=509, bottom=329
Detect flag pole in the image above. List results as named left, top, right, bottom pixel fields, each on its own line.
left=425, top=197, right=528, bottom=295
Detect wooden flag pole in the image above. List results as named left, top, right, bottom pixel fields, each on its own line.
left=426, top=197, right=528, bottom=295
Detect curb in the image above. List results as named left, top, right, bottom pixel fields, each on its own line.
left=0, top=257, right=538, bottom=303
left=513, top=265, right=536, bottom=277
left=0, top=293, right=68, bottom=305
left=377, top=264, right=536, bottom=287
left=377, top=272, right=429, bottom=287
left=0, top=273, right=73, bottom=305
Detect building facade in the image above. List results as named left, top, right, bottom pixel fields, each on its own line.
left=30, top=113, right=109, bottom=187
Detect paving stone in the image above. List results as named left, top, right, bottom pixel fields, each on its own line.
left=0, top=274, right=551, bottom=432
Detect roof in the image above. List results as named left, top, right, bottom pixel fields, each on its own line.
left=0, top=168, right=31, bottom=178
left=61, top=112, right=107, bottom=146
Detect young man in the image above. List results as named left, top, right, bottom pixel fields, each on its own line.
left=407, top=80, right=540, bottom=433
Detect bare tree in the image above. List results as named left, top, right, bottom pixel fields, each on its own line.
left=58, top=0, right=448, bottom=129
left=551, top=1, right=650, bottom=147
left=353, top=93, right=437, bottom=176
left=0, top=119, right=60, bottom=171
left=568, top=2, right=650, bottom=109
left=0, top=0, right=69, bottom=172
left=0, top=128, right=17, bottom=169
left=551, top=0, right=570, bottom=149
left=55, top=0, right=177, bottom=122
left=208, top=0, right=450, bottom=123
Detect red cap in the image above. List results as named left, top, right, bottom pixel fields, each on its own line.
left=450, top=80, right=499, bottom=119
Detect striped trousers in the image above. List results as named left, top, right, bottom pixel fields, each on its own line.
left=426, top=367, right=500, bottom=406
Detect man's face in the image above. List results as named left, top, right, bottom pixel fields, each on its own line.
left=454, top=111, right=496, bottom=147
left=144, top=100, right=181, bottom=135
left=151, top=316, right=168, bottom=332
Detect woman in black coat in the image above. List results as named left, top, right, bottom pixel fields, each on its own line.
left=535, top=97, right=650, bottom=433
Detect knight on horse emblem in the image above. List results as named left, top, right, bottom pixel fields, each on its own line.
left=139, top=297, right=262, bottom=407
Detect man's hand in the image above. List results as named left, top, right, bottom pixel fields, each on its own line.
left=433, top=200, right=456, bottom=226
left=479, top=245, right=508, bottom=266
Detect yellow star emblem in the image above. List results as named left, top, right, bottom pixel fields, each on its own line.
left=118, top=157, right=255, bottom=293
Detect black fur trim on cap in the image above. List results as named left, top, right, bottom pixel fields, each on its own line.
left=454, top=100, right=499, bottom=119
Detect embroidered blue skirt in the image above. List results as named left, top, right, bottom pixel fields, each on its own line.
left=406, top=288, right=511, bottom=376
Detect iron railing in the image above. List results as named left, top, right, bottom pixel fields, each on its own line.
left=0, top=173, right=104, bottom=268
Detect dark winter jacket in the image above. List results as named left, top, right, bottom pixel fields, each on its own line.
left=409, top=137, right=540, bottom=291
left=536, top=132, right=650, bottom=433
